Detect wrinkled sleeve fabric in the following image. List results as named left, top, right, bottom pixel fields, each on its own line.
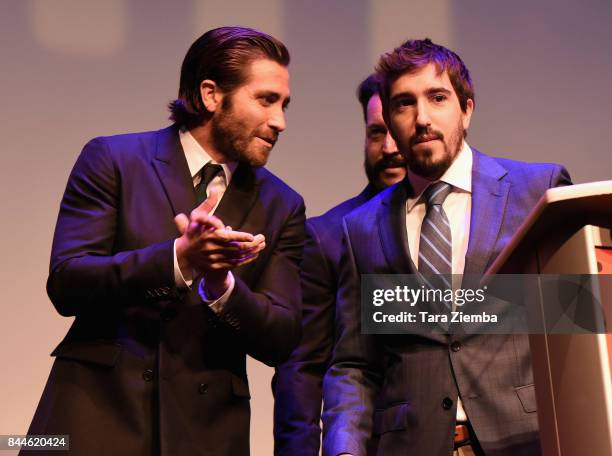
left=210, top=197, right=306, bottom=367
left=47, top=137, right=176, bottom=317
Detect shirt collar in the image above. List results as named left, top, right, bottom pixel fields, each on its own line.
left=178, top=128, right=238, bottom=184
left=406, top=141, right=473, bottom=212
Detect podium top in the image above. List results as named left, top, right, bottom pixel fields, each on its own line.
left=486, top=180, right=612, bottom=274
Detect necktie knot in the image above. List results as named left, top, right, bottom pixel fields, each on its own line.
left=424, top=181, right=452, bottom=207
left=195, top=163, right=223, bottom=205
left=199, top=163, right=223, bottom=189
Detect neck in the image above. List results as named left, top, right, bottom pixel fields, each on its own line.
left=188, top=123, right=229, bottom=164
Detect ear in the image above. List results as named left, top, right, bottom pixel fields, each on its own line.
left=462, top=98, right=474, bottom=130
left=200, top=79, right=223, bottom=113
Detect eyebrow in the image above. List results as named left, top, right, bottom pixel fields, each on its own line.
left=390, top=86, right=453, bottom=101
left=425, top=87, right=452, bottom=96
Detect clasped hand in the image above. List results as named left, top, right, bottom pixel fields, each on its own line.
left=174, top=192, right=265, bottom=296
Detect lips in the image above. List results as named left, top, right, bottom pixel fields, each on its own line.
left=257, top=136, right=277, bottom=147
left=414, top=134, right=440, bottom=144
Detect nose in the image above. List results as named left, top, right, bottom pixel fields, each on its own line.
left=415, top=99, right=431, bottom=128
left=382, top=132, right=398, bottom=155
left=268, top=107, right=286, bottom=133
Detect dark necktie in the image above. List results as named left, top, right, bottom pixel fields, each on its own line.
left=418, top=181, right=453, bottom=295
left=195, top=163, right=223, bottom=205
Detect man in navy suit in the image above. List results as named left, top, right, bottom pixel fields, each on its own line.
left=322, top=39, right=571, bottom=456
left=26, top=27, right=304, bottom=456
left=273, top=74, right=406, bottom=455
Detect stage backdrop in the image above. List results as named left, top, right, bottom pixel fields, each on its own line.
left=1, top=0, right=611, bottom=454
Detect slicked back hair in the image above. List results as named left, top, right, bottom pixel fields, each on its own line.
left=376, top=38, right=474, bottom=118
left=356, top=73, right=381, bottom=122
left=168, top=26, right=290, bottom=128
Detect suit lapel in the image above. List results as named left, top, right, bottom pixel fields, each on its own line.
left=152, top=125, right=196, bottom=216
left=213, top=164, right=260, bottom=230
left=151, top=126, right=260, bottom=229
left=464, top=150, right=510, bottom=275
left=378, top=180, right=416, bottom=273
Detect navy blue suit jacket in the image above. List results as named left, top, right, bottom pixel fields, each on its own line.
left=27, top=125, right=305, bottom=456
left=322, top=150, right=571, bottom=456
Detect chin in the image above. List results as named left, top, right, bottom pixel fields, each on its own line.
left=241, top=149, right=269, bottom=167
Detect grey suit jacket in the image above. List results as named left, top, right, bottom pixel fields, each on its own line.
left=322, top=150, right=571, bottom=456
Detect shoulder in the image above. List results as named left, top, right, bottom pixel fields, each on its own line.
left=307, top=188, right=373, bottom=239
left=474, top=149, right=571, bottom=188
left=343, top=185, right=391, bottom=227
left=252, top=166, right=305, bottom=211
left=79, top=126, right=171, bottom=164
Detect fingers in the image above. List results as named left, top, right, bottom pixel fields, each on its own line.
left=189, top=210, right=225, bottom=232
left=214, top=229, right=255, bottom=243
left=174, top=213, right=189, bottom=234
left=230, top=234, right=265, bottom=250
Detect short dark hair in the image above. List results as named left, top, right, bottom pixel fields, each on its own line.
left=356, top=74, right=381, bottom=122
left=376, top=38, right=474, bottom=116
left=169, top=26, right=290, bottom=128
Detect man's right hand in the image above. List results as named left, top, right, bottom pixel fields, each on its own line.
left=174, top=192, right=266, bottom=280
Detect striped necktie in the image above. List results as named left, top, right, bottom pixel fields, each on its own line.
left=418, top=181, right=453, bottom=294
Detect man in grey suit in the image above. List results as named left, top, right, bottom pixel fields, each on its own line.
left=273, top=74, right=406, bottom=455
left=322, top=39, right=571, bottom=456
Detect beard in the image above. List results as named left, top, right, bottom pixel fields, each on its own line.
left=364, top=152, right=407, bottom=189
left=404, top=121, right=464, bottom=180
left=210, top=97, right=276, bottom=167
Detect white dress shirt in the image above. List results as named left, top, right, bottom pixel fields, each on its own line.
left=173, top=128, right=238, bottom=312
left=405, top=140, right=473, bottom=422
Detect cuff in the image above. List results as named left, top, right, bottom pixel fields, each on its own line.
left=173, top=238, right=194, bottom=289
left=198, top=272, right=235, bottom=314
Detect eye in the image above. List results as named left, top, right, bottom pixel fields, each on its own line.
left=367, top=127, right=387, bottom=139
left=258, top=94, right=279, bottom=106
left=432, top=93, right=447, bottom=103
left=391, top=96, right=414, bottom=111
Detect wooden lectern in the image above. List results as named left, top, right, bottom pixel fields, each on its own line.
left=486, top=181, right=612, bottom=456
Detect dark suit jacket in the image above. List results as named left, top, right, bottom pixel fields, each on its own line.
left=322, top=150, right=571, bottom=456
left=26, top=125, right=305, bottom=456
left=274, top=185, right=377, bottom=455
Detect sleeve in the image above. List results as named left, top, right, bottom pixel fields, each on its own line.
left=549, top=164, right=573, bottom=188
left=273, top=220, right=336, bottom=454
left=46, top=137, right=177, bottom=316
left=208, top=195, right=306, bottom=367
left=322, top=218, right=383, bottom=456
left=199, top=271, right=235, bottom=311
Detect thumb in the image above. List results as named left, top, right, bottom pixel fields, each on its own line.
left=174, top=213, right=189, bottom=234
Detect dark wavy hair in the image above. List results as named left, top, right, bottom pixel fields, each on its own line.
left=376, top=38, right=474, bottom=116
left=168, top=26, right=290, bottom=128
left=356, top=73, right=382, bottom=122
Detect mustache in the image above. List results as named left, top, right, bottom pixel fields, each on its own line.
left=410, top=128, right=444, bottom=146
left=373, top=152, right=407, bottom=172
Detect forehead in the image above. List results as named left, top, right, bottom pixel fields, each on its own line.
left=366, top=94, right=384, bottom=123
left=242, top=58, right=290, bottom=95
left=390, top=63, right=453, bottom=96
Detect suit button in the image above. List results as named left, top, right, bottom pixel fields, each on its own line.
left=198, top=383, right=208, bottom=394
left=161, top=309, right=177, bottom=321
left=442, top=397, right=453, bottom=410
left=142, top=369, right=154, bottom=382
left=450, top=341, right=461, bottom=352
